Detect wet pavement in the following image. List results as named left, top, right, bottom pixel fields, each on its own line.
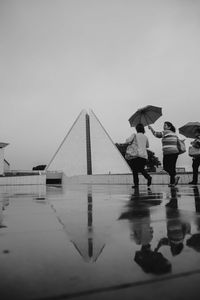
left=1, top=183, right=200, bottom=299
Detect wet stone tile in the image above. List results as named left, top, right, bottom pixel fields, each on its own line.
left=1, top=184, right=200, bottom=299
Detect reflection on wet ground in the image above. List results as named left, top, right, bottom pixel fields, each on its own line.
left=1, top=184, right=200, bottom=299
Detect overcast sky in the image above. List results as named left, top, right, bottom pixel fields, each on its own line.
left=1, top=0, right=200, bottom=170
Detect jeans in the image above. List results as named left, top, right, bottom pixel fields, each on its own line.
left=163, top=154, right=178, bottom=184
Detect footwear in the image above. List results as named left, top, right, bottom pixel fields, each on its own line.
left=147, top=176, right=152, bottom=187
left=132, top=185, right=139, bottom=189
left=168, top=184, right=175, bottom=187
left=175, top=176, right=180, bottom=186
left=165, top=201, right=177, bottom=208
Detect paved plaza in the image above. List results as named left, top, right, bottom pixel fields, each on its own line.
left=1, top=183, right=200, bottom=299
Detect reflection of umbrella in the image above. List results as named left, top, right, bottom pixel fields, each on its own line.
left=0, top=142, right=9, bottom=148
left=179, top=122, right=200, bottom=139
left=186, top=234, right=200, bottom=252
left=128, top=105, right=162, bottom=127
left=134, top=245, right=172, bottom=274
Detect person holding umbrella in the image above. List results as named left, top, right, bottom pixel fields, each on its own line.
left=179, top=122, right=200, bottom=185
left=148, top=122, right=180, bottom=187
left=127, top=105, right=163, bottom=188
left=188, top=128, right=200, bottom=184
left=126, top=123, right=152, bottom=188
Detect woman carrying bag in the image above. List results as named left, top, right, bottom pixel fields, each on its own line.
left=188, top=128, right=200, bottom=185
left=148, top=121, right=180, bottom=187
left=126, top=123, right=152, bottom=189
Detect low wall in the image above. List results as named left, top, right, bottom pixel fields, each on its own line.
left=0, top=174, right=46, bottom=186
left=62, top=172, right=197, bottom=185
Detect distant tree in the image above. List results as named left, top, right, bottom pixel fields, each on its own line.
left=115, top=143, right=129, bottom=157
left=115, top=143, right=161, bottom=172
left=32, top=165, right=46, bottom=171
left=146, top=150, right=161, bottom=172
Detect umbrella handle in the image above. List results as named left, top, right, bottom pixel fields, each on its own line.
left=148, top=125, right=155, bottom=134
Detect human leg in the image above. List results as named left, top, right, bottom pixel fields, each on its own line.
left=170, top=154, right=179, bottom=185
left=163, top=155, right=170, bottom=174
left=163, top=154, right=178, bottom=185
left=129, top=158, right=140, bottom=187
left=191, top=158, right=200, bottom=184
left=137, top=158, right=152, bottom=186
left=163, top=155, right=174, bottom=184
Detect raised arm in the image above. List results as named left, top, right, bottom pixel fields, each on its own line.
left=148, top=125, right=163, bottom=138
left=146, top=137, right=149, bottom=148
left=126, top=133, right=135, bottom=144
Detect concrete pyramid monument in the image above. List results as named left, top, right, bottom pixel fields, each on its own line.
left=46, top=109, right=131, bottom=176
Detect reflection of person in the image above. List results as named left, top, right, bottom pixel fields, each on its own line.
left=192, top=186, right=200, bottom=241
left=120, top=190, right=171, bottom=274
left=193, top=186, right=200, bottom=216
left=126, top=123, right=152, bottom=188
left=189, top=128, right=200, bottom=185
left=186, top=186, right=200, bottom=252
left=129, top=200, right=153, bottom=246
left=0, top=197, right=9, bottom=229
left=157, top=188, right=190, bottom=256
left=148, top=121, right=180, bottom=187
left=120, top=189, right=154, bottom=245
left=119, top=189, right=162, bottom=240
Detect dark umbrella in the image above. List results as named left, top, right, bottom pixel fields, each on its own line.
left=0, top=142, right=9, bottom=148
left=134, top=245, right=172, bottom=274
left=179, top=122, right=200, bottom=139
left=128, top=105, right=162, bottom=127
left=186, top=234, right=200, bottom=252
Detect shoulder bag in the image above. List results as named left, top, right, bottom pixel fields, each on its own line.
left=177, top=138, right=186, bottom=155
left=125, top=134, right=139, bottom=160
left=189, top=146, right=200, bottom=157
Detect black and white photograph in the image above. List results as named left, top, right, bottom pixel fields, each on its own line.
left=1, top=0, right=200, bottom=299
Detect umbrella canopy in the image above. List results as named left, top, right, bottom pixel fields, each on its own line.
left=179, top=122, right=200, bottom=139
left=128, top=105, right=162, bottom=127
left=0, top=142, right=9, bottom=148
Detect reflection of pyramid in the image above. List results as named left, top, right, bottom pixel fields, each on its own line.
left=56, top=191, right=107, bottom=263
left=72, top=193, right=105, bottom=263
left=46, top=109, right=131, bottom=176
left=72, top=239, right=105, bottom=263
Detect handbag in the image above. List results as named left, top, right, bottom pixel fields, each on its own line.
left=125, top=134, right=138, bottom=160
left=177, top=138, right=186, bottom=155
left=189, top=146, right=200, bottom=157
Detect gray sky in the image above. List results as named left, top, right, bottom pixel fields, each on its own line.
left=1, top=0, right=200, bottom=170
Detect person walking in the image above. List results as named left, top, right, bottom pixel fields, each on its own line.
left=148, top=121, right=180, bottom=187
left=189, top=128, right=200, bottom=185
left=126, top=123, right=152, bottom=188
